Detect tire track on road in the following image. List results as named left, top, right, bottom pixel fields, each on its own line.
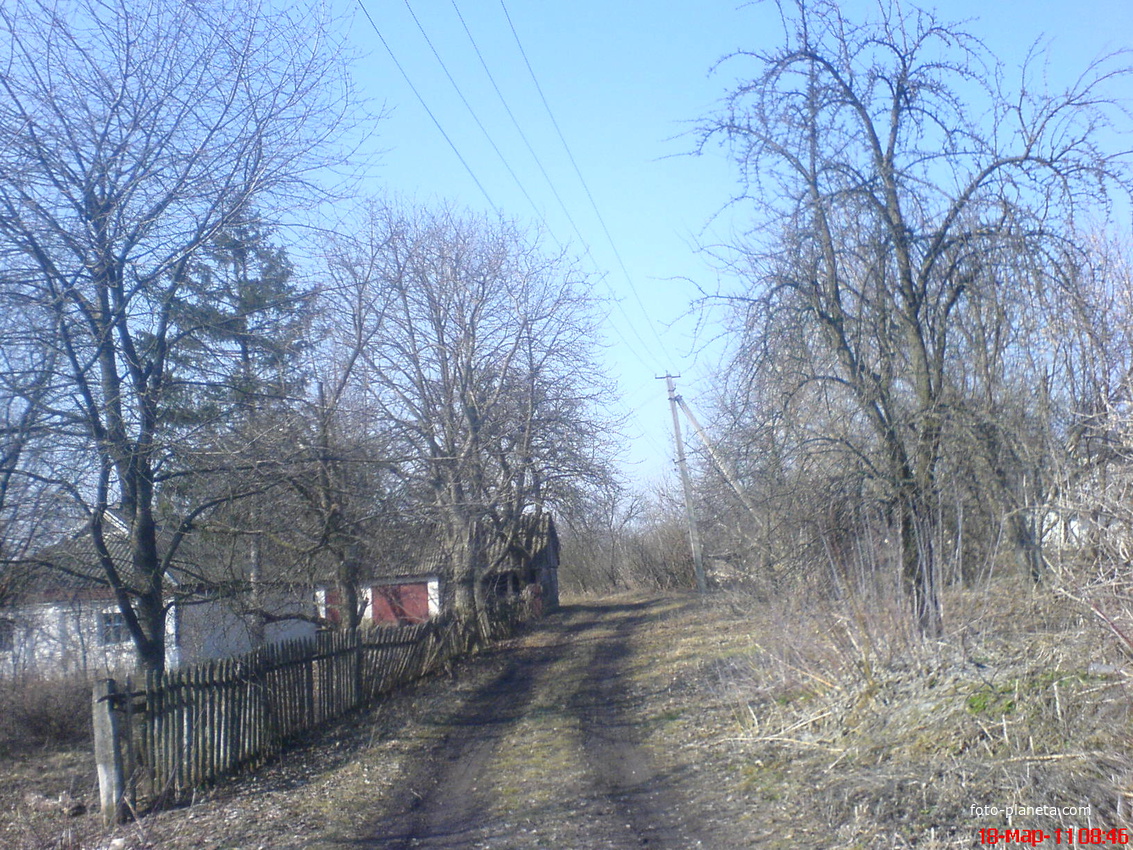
left=568, top=600, right=707, bottom=849
left=347, top=612, right=593, bottom=849
left=341, top=599, right=708, bottom=849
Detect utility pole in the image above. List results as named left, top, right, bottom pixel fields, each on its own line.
left=673, top=395, right=762, bottom=525
left=658, top=374, right=707, bottom=593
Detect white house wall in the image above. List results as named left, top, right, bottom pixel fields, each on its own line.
left=0, top=598, right=136, bottom=678
left=171, top=592, right=317, bottom=668
left=2, top=590, right=317, bottom=677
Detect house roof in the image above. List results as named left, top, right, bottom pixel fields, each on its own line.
left=17, top=514, right=198, bottom=602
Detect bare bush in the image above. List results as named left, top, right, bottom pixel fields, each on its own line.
left=0, top=676, right=91, bottom=754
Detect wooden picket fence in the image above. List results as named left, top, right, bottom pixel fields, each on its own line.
left=92, top=616, right=473, bottom=823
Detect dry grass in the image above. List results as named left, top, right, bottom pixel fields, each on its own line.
left=704, top=577, right=1133, bottom=846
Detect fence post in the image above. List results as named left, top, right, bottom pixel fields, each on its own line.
left=352, top=629, right=363, bottom=710
left=93, top=678, right=125, bottom=824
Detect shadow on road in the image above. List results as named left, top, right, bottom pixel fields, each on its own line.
left=338, top=597, right=707, bottom=850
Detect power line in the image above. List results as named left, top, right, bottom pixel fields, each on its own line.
left=401, top=0, right=547, bottom=225
left=358, top=0, right=665, bottom=378
left=355, top=0, right=497, bottom=210
left=498, top=0, right=672, bottom=365
left=451, top=0, right=664, bottom=373
left=449, top=0, right=589, bottom=251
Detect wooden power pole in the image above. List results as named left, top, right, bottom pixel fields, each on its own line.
left=658, top=374, right=707, bottom=593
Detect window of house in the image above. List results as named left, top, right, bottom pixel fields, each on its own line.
left=100, top=611, right=131, bottom=646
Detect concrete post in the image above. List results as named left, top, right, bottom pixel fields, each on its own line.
left=92, top=678, right=125, bottom=824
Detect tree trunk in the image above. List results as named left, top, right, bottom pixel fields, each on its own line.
left=1010, top=510, right=1045, bottom=583
left=901, top=493, right=942, bottom=638
left=248, top=535, right=267, bottom=648
left=447, top=518, right=480, bottom=628
left=337, top=574, right=361, bottom=630
left=130, top=504, right=167, bottom=674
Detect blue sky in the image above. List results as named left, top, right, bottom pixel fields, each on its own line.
left=335, top=0, right=1133, bottom=489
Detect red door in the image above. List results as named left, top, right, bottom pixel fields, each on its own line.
left=371, top=583, right=429, bottom=624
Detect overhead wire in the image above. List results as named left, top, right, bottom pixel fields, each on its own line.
left=496, top=0, right=673, bottom=367
left=401, top=0, right=548, bottom=228
left=356, top=0, right=670, bottom=380
left=442, top=0, right=663, bottom=374
left=355, top=0, right=498, bottom=210
left=448, top=0, right=590, bottom=253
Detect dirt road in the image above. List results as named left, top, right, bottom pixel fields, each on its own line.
left=346, top=598, right=711, bottom=849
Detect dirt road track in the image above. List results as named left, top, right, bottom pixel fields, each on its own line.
left=341, top=599, right=709, bottom=849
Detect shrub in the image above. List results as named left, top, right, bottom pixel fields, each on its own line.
left=0, top=676, right=92, bottom=753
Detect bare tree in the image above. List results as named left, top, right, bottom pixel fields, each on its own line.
left=0, top=330, right=61, bottom=631
left=0, top=0, right=358, bottom=672
left=700, top=0, right=1132, bottom=634
left=323, top=201, right=616, bottom=634
left=557, top=482, right=644, bottom=593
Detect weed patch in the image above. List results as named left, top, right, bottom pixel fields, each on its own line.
left=708, top=579, right=1133, bottom=844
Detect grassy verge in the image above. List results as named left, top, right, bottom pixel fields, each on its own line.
left=630, top=581, right=1133, bottom=847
